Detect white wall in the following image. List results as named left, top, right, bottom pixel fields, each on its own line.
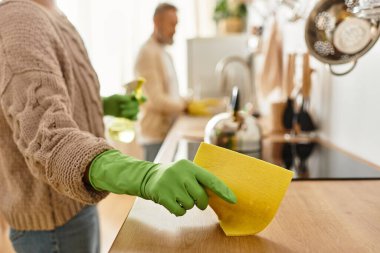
left=314, top=44, right=380, bottom=166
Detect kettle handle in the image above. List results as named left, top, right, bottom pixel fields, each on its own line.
left=231, top=86, right=240, bottom=113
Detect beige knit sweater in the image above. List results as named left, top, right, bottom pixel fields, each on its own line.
left=0, top=0, right=113, bottom=230
left=134, top=37, right=186, bottom=144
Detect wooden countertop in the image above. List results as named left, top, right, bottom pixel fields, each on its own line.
left=109, top=116, right=380, bottom=253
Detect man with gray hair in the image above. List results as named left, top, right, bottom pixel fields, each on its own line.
left=134, top=3, right=187, bottom=162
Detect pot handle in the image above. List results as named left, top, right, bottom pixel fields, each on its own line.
left=329, top=61, right=357, bottom=76
left=231, top=86, right=240, bottom=113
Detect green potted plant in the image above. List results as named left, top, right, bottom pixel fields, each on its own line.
left=213, top=0, right=248, bottom=34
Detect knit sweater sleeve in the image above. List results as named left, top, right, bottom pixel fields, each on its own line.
left=0, top=1, right=112, bottom=204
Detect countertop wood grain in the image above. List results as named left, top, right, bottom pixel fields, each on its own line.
left=109, top=116, right=380, bottom=253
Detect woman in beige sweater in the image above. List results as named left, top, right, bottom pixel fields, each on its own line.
left=0, top=1, right=236, bottom=252
left=0, top=0, right=115, bottom=251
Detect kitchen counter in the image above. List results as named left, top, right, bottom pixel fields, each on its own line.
left=109, top=116, right=380, bottom=252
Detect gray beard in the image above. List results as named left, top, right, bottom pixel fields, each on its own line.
left=157, top=33, right=174, bottom=45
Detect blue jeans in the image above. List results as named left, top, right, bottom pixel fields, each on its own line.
left=143, top=143, right=163, bottom=162
left=10, top=205, right=100, bottom=253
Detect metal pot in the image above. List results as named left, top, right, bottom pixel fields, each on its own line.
left=204, top=87, right=262, bottom=158
left=305, top=0, right=380, bottom=75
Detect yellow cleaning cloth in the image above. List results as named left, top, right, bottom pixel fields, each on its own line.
left=193, top=143, right=294, bottom=236
left=188, top=98, right=224, bottom=116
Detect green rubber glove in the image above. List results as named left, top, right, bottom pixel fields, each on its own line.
left=102, top=94, right=139, bottom=121
left=89, top=150, right=237, bottom=216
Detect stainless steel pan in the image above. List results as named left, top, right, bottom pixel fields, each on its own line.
left=305, top=0, right=380, bottom=75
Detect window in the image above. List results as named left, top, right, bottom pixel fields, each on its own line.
left=57, top=0, right=217, bottom=96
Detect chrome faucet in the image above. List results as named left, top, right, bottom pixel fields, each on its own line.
left=215, top=52, right=259, bottom=116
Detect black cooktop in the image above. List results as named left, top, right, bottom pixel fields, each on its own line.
left=173, top=140, right=380, bottom=180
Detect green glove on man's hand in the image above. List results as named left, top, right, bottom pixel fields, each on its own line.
left=89, top=150, right=237, bottom=216
left=102, top=94, right=139, bottom=120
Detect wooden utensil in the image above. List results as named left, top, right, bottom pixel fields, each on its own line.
left=282, top=53, right=296, bottom=130
left=297, top=53, right=316, bottom=132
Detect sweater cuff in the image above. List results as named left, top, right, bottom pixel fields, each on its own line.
left=48, top=131, right=113, bottom=204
